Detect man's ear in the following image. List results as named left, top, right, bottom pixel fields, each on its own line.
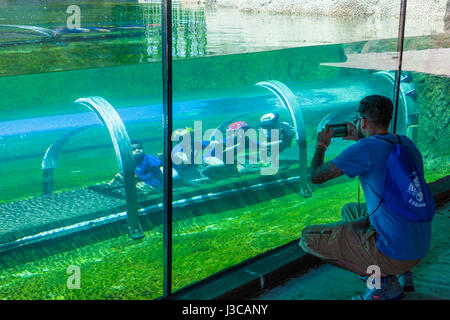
left=360, top=118, right=368, bottom=130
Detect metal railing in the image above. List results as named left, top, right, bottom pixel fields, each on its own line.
left=256, top=80, right=312, bottom=198
left=72, top=96, right=144, bottom=240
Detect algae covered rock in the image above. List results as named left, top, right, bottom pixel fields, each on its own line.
left=413, top=72, right=450, bottom=174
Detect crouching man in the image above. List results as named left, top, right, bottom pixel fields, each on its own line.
left=299, top=95, right=435, bottom=300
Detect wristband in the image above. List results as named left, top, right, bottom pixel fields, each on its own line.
left=316, top=142, right=328, bottom=150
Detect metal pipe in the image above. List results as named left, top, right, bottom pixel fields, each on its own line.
left=393, top=0, right=408, bottom=134
left=161, top=0, right=173, bottom=298
left=75, top=96, right=144, bottom=240
left=41, top=127, right=88, bottom=194
left=256, top=81, right=312, bottom=197
left=374, top=71, right=418, bottom=140
left=0, top=176, right=301, bottom=255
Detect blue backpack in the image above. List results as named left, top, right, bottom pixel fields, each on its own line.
left=374, top=135, right=436, bottom=222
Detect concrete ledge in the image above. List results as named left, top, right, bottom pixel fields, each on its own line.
left=168, top=239, right=322, bottom=300
left=169, top=175, right=450, bottom=300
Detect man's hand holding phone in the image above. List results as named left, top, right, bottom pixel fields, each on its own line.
left=316, top=124, right=335, bottom=150
left=342, top=122, right=360, bottom=141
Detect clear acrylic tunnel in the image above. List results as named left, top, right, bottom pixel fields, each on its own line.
left=0, top=68, right=418, bottom=253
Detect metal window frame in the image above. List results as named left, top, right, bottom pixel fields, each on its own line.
left=161, top=0, right=173, bottom=298
left=393, top=0, right=408, bottom=134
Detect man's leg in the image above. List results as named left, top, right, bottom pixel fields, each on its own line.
left=341, top=202, right=417, bottom=292
left=299, top=219, right=376, bottom=276
left=341, top=202, right=368, bottom=222
left=299, top=203, right=420, bottom=299
left=299, top=221, right=408, bottom=300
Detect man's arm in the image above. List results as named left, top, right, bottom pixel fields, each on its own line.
left=310, top=126, right=344, bottom=184
left=310, top=145, right=344, bottom=184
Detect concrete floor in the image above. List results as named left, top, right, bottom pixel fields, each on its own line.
left=256, top=201, right=450, bottom=300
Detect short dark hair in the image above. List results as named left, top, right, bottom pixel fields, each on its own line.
left=358, top=95, right=393, bottom=128
left=130, top=140, right=143, bottom=149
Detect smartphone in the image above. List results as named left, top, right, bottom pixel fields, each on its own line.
left=329, top=124, right=348, bottom=138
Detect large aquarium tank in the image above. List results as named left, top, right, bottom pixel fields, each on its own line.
left=0, top=0, right=448, bottom=299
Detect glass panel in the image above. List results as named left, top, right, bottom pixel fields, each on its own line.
left=169, top=2, right=402, bottom=292
left=0, top=1, right=163, bottom=299
left=402, top=0, right=449, bottom=182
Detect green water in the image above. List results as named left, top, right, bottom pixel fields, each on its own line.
left=0, top=1, right=448, bottom=300
left=0, top=168, right=446, bottom=300
left=0, top=43, right=346, bottom=205
left=0, top=179, right=355, bottom=299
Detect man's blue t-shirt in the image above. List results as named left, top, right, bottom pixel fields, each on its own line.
left=332, top=133, right=431, bottom=261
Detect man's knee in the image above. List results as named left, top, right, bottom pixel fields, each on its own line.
left=299, top=225, right=336, bottom=257
left=341, top=202, right=367, bottom=221
left=341, top=202, right=356, bottom=220
left=299, top=226, right=317, bottom=254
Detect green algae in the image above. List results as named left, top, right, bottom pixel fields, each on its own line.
left=413, top=72, right=450, bottom=177
left=0, top=169, right=442, bottom=300
left=0, top=178, right=358, bottom=300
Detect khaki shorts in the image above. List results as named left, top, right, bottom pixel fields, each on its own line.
left=299, top=202, right=421, bottom=276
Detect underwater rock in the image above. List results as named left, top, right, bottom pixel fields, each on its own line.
left=413, top=72, right=450, bottom=173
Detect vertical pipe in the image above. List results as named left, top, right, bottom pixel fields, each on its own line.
left=42, top=169, right=54, bottom=194
left=161, top=0, right=173, bottom=298
left=393, top=0, right=407, bottom=134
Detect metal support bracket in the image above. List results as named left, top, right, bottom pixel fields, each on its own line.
left=75, top=96, right=144, bottom=240
left=374, top=70, right=419, bottom=141
left=256, top=80, right=312, bottom=197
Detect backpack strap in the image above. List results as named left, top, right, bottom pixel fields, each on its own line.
left=367, top=134, right=402, bottom=218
